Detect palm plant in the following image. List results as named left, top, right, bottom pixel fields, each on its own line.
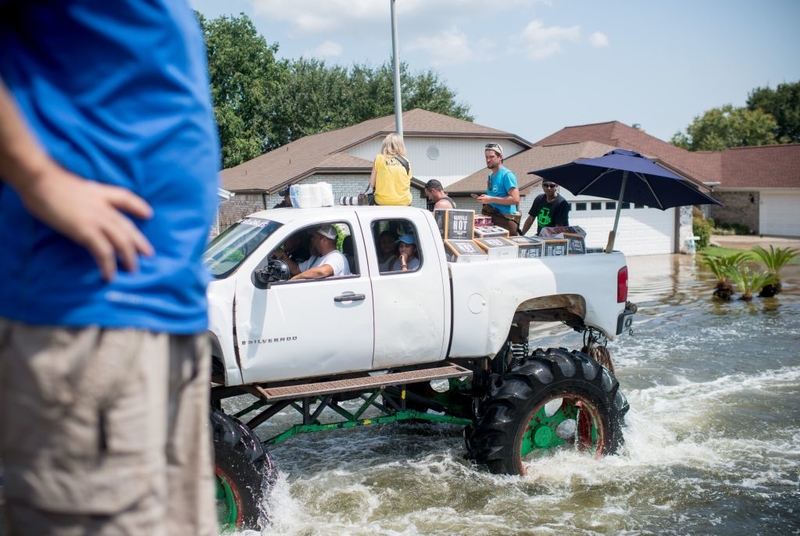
left=727, top=265, right=778, bottom=301
left=750, top=245, right=798, bottom=297
left=701, top=252, right=749, bottom=301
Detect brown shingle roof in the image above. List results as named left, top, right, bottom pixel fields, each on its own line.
left=448, top=141, right=617, bottom=195
left=534, top=121, right=800, bottom=191
left=221, top=108, right=531, bottom=193
left=719, top=144, right=800, bottom=189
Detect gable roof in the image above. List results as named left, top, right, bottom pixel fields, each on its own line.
left=719, top=144, right=800, bottom=189
left=447, top=140, right=617, bottom=195
left=535, top=121, right=800, bottom=190
left=221, top=108, right=531, bottom=193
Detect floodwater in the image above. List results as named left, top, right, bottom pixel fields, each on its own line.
left=236, top=254, right=800, bottom=536
left=2, top=254, right=798, bottom=535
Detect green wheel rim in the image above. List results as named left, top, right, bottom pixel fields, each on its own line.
left=216, top=470, right=241, bottom=532
left=520, top=396, right=603, bottom=458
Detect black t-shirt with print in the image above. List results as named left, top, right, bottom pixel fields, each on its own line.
left=528, top=193, right=570, bottom=234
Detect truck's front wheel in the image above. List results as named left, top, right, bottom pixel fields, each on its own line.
left=466, top=348, right=628, bottom=475
left=211, top=407, right=277, bottom=531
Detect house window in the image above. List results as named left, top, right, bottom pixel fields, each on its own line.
left=621, top=202, right=630, bottom=209
left=635, top=203, right=645, bottom=209
left=575, top=202, right=587, bottom=211
left=606, top=202, right=616, bottom=210
left=591, top=202, right=602, bottom=210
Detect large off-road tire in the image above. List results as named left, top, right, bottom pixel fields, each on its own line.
left=211, top=407, right=278, bottom=531
left=466, top=348, right=628, bottom=475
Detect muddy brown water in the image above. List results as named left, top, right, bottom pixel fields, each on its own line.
left=2, top=254, right=798, bottom=535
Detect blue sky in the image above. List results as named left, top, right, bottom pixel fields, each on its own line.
left=190, top=0, right=799, bottom=144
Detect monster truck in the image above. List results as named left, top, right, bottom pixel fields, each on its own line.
left=205, top=205, right=635, bottom=531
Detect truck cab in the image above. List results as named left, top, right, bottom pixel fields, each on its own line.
left=205, top=206, right=453, bottom=386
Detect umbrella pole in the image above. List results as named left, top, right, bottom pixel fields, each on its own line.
left=604, top=171, right=627, bottom=253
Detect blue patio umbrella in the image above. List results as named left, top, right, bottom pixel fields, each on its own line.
left=529, top=149, right=722, bottom=252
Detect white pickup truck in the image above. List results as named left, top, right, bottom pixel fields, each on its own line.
left=204, top=205, right=635, bottom=530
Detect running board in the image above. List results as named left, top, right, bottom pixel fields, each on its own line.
left=252, top=362, right=472, bottom=402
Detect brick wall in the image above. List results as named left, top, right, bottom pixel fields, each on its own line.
left=709, top=191, right=759, bottom=233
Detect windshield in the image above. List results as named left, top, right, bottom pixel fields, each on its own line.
left=204, top=217, right=282, bottom=278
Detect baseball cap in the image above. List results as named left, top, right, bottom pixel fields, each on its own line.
left=484, top=143, right=503, bottom=157
left=316, top=224, right=338, bottom=240
left=396, top=234, right=416, bottom=245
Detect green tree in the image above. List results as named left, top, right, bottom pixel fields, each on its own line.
left=747, top=81, right=800, bottom=143
left=197, top=13, right=287, bottom=167
left=671, top=104, right=778, bottom=151
left=199, top=13, right=473, bottom=166
left=271, top=59, right=473, bottom=145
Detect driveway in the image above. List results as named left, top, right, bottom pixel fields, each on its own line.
left=710, top=234, right=800, bottom=251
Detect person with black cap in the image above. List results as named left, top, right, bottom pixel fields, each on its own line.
left=273, top=185, right=293, bottom=208
left=272, top=224, right=350, bottom=279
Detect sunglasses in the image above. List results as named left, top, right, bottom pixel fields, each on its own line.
left=542, top=183, right=557, bottom=188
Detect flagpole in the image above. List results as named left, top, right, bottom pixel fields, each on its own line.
left=390, top=0, right=403, bottom=137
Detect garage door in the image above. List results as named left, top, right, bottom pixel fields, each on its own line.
left=567, top=197, right=675, bottom=256
left=760, top=191, right=800, bottom=237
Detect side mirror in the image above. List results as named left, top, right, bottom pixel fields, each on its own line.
left=254, top=259, right=291, bottom=288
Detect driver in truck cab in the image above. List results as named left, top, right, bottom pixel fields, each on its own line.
left=272, top=224, right=351, bottom=280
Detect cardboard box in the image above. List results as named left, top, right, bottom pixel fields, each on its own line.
left=434, top=209, right=475, bottom=240
left=561, top=233, right=586, bottom=254
left=443, top=239, right=487, bottom=262
left=507, top=236, right=545, bottom=258
left=474, top=237, right=518, bottom=259
left=539, top=225, right=587, bottom=238
left=543, top=239, right=569, bottom=257
left=473, top=225, right=510, bottom=238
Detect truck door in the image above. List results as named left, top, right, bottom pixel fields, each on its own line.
left=366, top=215, right=450, bottom=369
left=234, top=221, right=374, bottom=384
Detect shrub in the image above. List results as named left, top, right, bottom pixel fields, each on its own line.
left=693, top=216, right=712, bottom=250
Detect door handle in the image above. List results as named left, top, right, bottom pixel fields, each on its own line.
left=334, top=292, right=366, bottom=302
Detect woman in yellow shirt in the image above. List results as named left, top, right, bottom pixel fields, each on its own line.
left=369, top=133, right=412, bottom=206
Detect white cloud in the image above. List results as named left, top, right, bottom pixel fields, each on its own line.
left=589, top=31, right=610, bottom=48
left=406, top=26, right=481, bottom=66
left=307, top=40, right=343, bottom=60
left=512, top=19, right=581, bottom=60
left=253, top=0, right=387, bottom=32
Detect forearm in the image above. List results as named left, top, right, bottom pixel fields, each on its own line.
left=521, top=215, right=533, bottom=235
left=0, top=80, right=57, bottom=193
left=292, top=265, right=333, bottom=280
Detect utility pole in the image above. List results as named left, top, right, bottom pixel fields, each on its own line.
left=390, top=0, right=403, bottom=137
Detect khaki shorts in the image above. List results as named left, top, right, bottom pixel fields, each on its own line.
left=0, top=320, right=217, bottom=536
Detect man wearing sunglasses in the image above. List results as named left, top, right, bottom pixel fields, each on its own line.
left=521, top=180, right=570, bottom=235
left=473, top=143, right=521, bottom=235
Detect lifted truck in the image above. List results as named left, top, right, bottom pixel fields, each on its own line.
left=204, top=205, right=635, bottom=530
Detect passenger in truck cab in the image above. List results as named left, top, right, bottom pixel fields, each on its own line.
left=384, top=234, right=419, bottom=272
left=376, top=229, right=399, bottom=271
left=272, top=224, right=350, bottom=279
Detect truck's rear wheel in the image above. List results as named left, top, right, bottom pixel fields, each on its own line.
left=466, top=348, right=628, bottom=475
left=211, top=407, right=277, bottom=531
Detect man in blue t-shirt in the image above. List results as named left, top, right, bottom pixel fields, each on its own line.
left=0, top=2, right=219, bottom=534
left=473, top=143, right=521, bottom=235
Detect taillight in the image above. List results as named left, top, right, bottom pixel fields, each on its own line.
left=617, top=266, right=628, bottom=303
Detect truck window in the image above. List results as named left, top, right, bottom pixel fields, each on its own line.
left=372, top=219, right=421, bottom=273
left=204, top=217, right=281, bottom=279
left=266, top=222, right=356, bottom=281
